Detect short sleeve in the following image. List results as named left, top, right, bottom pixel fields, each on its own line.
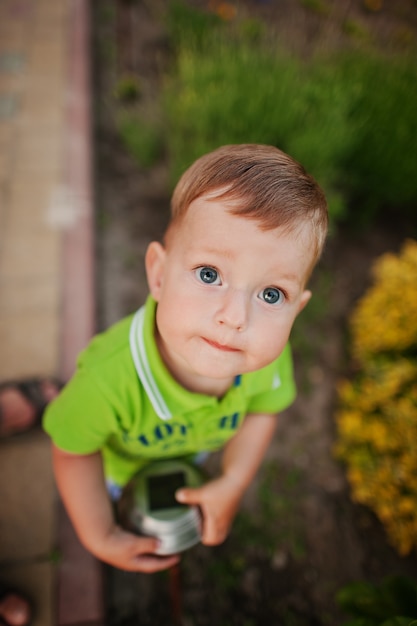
left=43, top=369, right=119, bottom=454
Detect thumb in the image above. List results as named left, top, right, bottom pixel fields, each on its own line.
left=175, top=486, right=202, bottom=506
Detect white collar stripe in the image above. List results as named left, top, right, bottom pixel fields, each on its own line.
left=129, top=307, right=172, bottom=420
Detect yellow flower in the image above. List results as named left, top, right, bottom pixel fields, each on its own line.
left=351, top=240, right=417, bottom=361
left=335, top=239, right=417, bottom=555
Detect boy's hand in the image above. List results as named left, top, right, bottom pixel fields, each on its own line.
left=176, top=475, right=243, bottom=546
left=95, top=525, right=180, bottom=572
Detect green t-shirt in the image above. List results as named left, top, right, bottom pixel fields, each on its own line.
left=44, top=296, right=296, bottom=486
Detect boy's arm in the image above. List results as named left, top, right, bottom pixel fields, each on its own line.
left=176, top=412, right=277, bottom=545
left=52, top=444, right=179, bottom=572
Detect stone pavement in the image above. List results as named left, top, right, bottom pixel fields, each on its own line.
left=0, top=1, right=103, bottom=624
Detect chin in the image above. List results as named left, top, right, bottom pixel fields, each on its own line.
left=190, top=359, right=241, bottom=381
left=195, top=366, right=237, bottom=380
left=191, top=353, right=263, bottom=379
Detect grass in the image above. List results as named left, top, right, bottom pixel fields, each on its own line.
left=300, top=0, right=331, bottom=16
left=116, top=111, right=162, bottom=168
left=160, top=1, right=417, bottom=228
left=105, top=0, right=417, bottom=230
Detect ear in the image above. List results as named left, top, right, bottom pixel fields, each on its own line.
left=297, top=289, right=312, bottom=314
left=145, top=241, right=166, bottom=301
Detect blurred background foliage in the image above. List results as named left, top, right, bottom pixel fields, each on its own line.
left=163, top=1, right=416, bottom=227
left=114, top=0, right=417, bottom=231
left=336, top=241, right=417, bottom=556
left=337, top=575, right=417, bottom=625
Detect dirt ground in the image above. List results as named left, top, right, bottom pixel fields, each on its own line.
left=93, top=1, right=417, bottom=624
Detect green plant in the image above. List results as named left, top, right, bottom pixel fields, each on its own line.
left=48, top=547, right=62, bottom=563
left=238, top=17, right=266, bottom=43
left=114, top=74, right=141, bottom=103
left=300, top=0, right=331, bottom=16
left=340, top=55, right=417, bottom=222
left=335, top=240, right=417, bottom=555
left=163, top=1, right=417, bottom=228
left=342, top=19, right=372, bottom=41
left=166, top=0, right=223, bottom=49
left=163, top=40, right=352, bottom=221
left=337, top=575, right=417, bottom=625
left=116, top=112, right=162, bottom=168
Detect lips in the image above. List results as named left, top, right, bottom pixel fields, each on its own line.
left=202, top=338, right=241, bottom=352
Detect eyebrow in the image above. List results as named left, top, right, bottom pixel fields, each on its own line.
left=191, top=245, right=237, bottom=261
left=278, top=275, right=306, bottom=290
left=277, top=270, right=304, bottom=281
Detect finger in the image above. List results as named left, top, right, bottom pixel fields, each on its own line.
left=134, top=535, right=161, bottom=554
left=134, top=554, right=180, bottom=573
left=175, top=486, right=201, bottom=505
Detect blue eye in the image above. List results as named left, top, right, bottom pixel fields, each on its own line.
left=197, top=267, right=220, bottom=284
left=260, top=287, right=284, bottom=305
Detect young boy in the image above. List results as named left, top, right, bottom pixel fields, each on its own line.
left=44, top=144, right=328, bottom=573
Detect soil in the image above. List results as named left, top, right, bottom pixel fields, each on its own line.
left=92, top=1, right=417, bottom=624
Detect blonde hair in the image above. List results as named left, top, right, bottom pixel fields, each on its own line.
left=169, top=144, right=328, bottom=264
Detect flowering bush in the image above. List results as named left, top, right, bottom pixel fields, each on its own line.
left=335, top=240, right=417, bottom=555
left=350, top=240, right=417, bottom=363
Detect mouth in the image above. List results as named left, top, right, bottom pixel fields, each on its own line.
left=202, top=338, right=242, bottom=353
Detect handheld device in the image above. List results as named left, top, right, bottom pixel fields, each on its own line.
left=118, top=459, right=204, bottom=556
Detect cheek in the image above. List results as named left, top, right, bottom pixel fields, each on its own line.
left=156, top=302, right=175, bottom=337
left=156, top=292, right=197, bottom=338
left=164, top=284, right=206, bottom=318
left=257, top=341, right=286, bottom=367
left=250, top=322, right=291, bottom=361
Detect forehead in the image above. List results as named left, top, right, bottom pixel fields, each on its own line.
left=171, top=191, right=312, bottom=239
left=166, top=195, right=316, bottom=281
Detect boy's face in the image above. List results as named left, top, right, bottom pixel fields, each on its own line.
left=146, top=194, right=313, bottom=396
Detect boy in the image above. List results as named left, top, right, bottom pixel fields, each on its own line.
left=44, top=144, right=328, bottom=573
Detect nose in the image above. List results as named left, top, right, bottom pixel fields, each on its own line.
left=215, top=289, right=249, bottom=332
